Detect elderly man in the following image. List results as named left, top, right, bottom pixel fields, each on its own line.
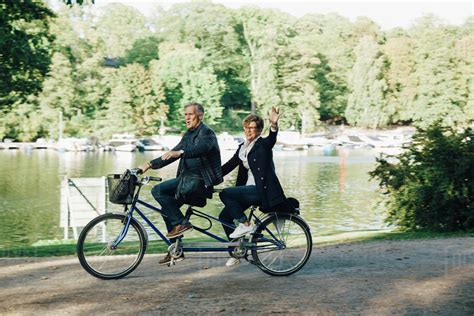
left=139, top=102, right=223, bottom=265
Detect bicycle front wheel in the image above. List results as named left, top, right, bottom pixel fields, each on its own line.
left=251, top=213, right=312, bottom=276
left=77, top=213, right=147, bottom=280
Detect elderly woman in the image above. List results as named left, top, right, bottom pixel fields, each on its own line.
left=219, top=107, right=286, bottom=265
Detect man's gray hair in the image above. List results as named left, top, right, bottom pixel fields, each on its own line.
left=185, top=102, right=205, bottom=114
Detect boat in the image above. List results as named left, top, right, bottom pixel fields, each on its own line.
left=0, top=139, right=21, bottom=150
left=302, top=134, right=332, bottom=147
left=277, top=130, right=309, bottom=151
left=357, top=133, right=412, bottom=149
left=336, top=135, right=374, bottom=149
left=139, top=138, right=168, bottom=151
left=55, top=138, right=94, bottom=152
left=160, top=135, right=182, bottom=150
left=108, top=134, right=142, bottom=152
left=357, top=135, right=390, bottom=148
left=218, top=132, right=239, bottom=150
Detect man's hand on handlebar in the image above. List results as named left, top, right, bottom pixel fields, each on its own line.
left=137, top=162, right=152, bottom=175
left=129, top=167, right=143, bottom=176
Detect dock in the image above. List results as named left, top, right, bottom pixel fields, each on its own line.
left=0, top=142, right=52, bottom=150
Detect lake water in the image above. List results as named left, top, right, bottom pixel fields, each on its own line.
left=0, top=147, right=387, bottom=248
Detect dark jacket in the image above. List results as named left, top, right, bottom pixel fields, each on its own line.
left=221, top=129, right=286, bottom=210
left=149, top=123, right=223, bottom=189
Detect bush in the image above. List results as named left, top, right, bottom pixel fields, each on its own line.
left=370, top=123, right=474, bottom=232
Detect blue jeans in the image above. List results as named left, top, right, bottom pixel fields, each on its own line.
left=151, top=178, right=186, bottom=241
left=219, top=185, right=260, bottom=239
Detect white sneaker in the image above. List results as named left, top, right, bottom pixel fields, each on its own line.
left=229, top=223, right=255, bottom=239
left=225, top=257, right=241, bottom=266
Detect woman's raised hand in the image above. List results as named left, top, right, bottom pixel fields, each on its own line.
left=269, top=106, right=282, bottom=127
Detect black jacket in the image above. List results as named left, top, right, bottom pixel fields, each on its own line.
left=149, top=123, right=223, bottom=189
left=222, top=129, right=286, bottom=210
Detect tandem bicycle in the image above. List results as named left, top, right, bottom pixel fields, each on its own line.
left=77, top=169, right=312, bottom=279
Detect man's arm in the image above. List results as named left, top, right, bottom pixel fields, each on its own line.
left=138, top=137, right=185, bottom=173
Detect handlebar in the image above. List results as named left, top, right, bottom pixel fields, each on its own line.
left=128, top=168, right=162, bottom=184
left=148, top=176, right=162, bottom=182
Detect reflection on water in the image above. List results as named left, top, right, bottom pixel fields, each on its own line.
left=0, top=148, right=386, bottom=248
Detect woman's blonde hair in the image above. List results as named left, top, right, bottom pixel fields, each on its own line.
left=242, top=114, right=264, bottom=133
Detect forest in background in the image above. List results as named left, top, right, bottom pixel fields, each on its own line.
left=1, top=1, right=473, bottom=141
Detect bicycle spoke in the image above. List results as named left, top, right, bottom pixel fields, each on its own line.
left=283, top=218, right=292, bottom=244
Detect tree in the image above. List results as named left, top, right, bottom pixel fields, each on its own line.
left=408, top=16, right=465, bottom=127
left=99, top=64, right=168, bottom=138
left=383, top=29, right=417, bottom=124
left=237, top=7, right=291, bottom=114
left=122, top=36, right=160, bottom=68
left=37, top=52, right=76, bottom=138
left=346, top=36, right=391, bottom=128
left=312, top=53, right=348, bottom=122
left=454, top=18, right=474, bottom=123
left=151, top=43, right=223, bottom=126
left=370, top=124, right=474, bottom=231
left=95, top=3, right=149, bottom=58
left=152, top=2, right=250, bottom=110
left=295, top=14, right=362, bottom=122
left=276, top=34, right=321, bottom=133
left=0, top=1, right=54, bottom=109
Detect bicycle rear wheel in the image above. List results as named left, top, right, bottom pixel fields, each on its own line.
left=77, top=213, right=147, bottom=280
left=251, top=213, right=312, bottom=276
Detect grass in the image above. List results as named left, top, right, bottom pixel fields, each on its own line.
left=0, top=237, right=216, bottom=258
left=312, top=229, right=474, bottom=246
left=1, top=230, right=473, bottom=258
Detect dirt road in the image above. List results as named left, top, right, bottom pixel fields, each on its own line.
left=1, top=237, right=473, bottom=315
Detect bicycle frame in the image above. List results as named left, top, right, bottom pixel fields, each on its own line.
left=113, top=180, right=284, bottom=253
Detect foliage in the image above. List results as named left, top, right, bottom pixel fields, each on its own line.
left=382, top=29, right=417, bottom=124
left=122, top=36, right=160, bottom=67
left=0, top=0, right=54, bottom=110
left=98, top=64, right=168, bottom=139
left=152, top=1, right=249, bottom=111
left=370, top=123, right=474, bottom=231
left=0, top=2, right=473, bottom=141
left=313, top=53, right=348, bottom=122
left=95, top=3, right=149, bottom=58
left=276, top=33, right=321, bottom=132
left=407, top=16, right=466, bottom=127
left=346, top=36, right=391, bottom=128
left=151, top=44, right=223, bottom=126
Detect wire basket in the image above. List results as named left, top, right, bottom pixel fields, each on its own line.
left=107, top=171, right=137, bottom=205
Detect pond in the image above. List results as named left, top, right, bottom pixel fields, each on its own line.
left=0, top=147, right=387, bottom=248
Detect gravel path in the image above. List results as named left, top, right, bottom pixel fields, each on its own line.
left=1, top=237, right=473, bottom=315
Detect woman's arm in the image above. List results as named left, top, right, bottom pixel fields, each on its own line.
left=221, top=148, right=241, bottom=177
left=261, top=106, right=281, bottom=149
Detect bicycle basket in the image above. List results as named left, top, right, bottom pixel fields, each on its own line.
left=107, top=171, right=137, bottom=205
